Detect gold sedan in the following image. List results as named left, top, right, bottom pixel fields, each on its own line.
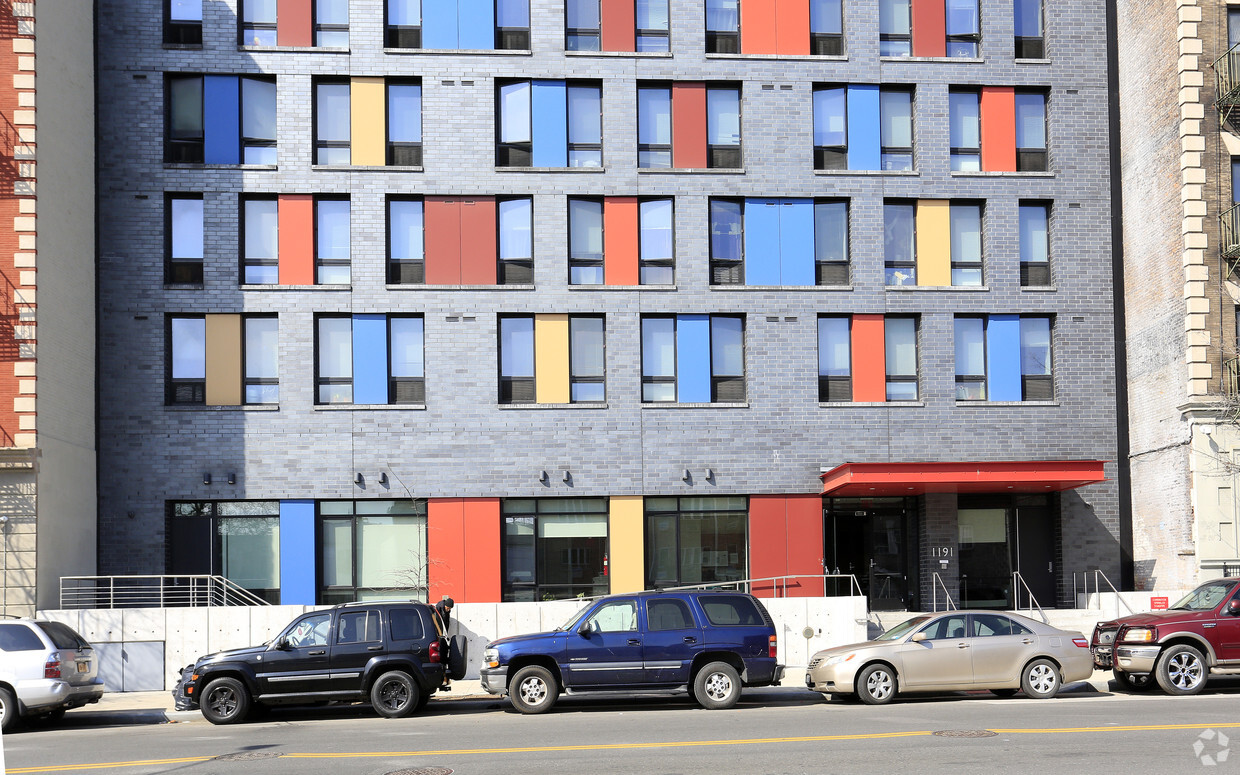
left=805, top=611, right=1094, bottom=704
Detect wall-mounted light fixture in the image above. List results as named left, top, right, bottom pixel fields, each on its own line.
left=355, top=472, right=364, bottom=485
left=539, top=470, right=549, bottom=485
left=705, top=468, right=714, bottom=481
left=379, top=472, right=389, bottom=486
left=227, top=472, right=236, bottom=485
left=682, top=469, right=691, bottom=482
left=562, top=470, right=571, bottom=483
left=202, top=472, right=211, bottom=485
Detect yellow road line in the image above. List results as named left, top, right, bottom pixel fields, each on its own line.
left=8, top=756, right=213, bottom=773
left=990, top=722, right=1240, bottom=735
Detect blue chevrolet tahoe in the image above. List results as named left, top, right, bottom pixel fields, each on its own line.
left=480, top=590, right=784, bottom=713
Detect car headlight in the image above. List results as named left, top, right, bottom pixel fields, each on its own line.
left=1121, top=627, right=1155, bottom=643
left=823, top=653, right=855, bottom=668
left=484, top=648, right=500, bottom=668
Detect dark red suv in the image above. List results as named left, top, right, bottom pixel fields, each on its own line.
left=1091, top=578, right=1240, bottom=695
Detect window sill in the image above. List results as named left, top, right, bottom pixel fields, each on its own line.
left=166, top=404, right=280, bottom=412
left=705, top=53, right=847, bottom=62
left=641, top=402, right=749, bottom=409
left=239, top=45, right=350, bottom=53
left=950, top=170, right=1054, bottom=178
left=819, top=401, right=924, bottom=408
left=637, top=167, right=745, bottom=174
left=314, top=404, right=427, bottom=411
left=879, top=55, right=984, bottom=64
left=568, top=284, right=678, bottom=291
left=1015, top=58, right=1052, bottom=65
left=815, top=169, right=917, bottom=176
left=1021, top=285, right=1056, bottom=292
left=240, top=284, right=352, bottom=291
left=566, top=50, right=673, bottom=58
left=164, top=283, right=205, bottom=291
left=163, top=43, right=203, bottom=50
left=497, top=402, right=609, bottom=409
left=494, top=166, right=607, bottom=173
left=311, top=164, right=423, bottom=172
left=711, top=284, right=852, bottom=291
left=955, top=400, right=1059, bottom=407
left=165, top=163, right=278, bottom=171
left=387, top=283, right=536, bottom=291
left=383, top=47, right=532, bottom=56
left=886, top=284, right=988, bottom=291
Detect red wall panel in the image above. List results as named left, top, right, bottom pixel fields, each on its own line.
left=604, top=197, right=639, bottom=285
left=277, top=195, right=314, bottom=285
left=851, top=314, right=887, bottom=402
left=462, top=498, right=502, bottom=602
left=428, top=499, right=466, bottom=602
left=459, top=198, right=498, bottom=285
left=910, top=0, right=946, bottom=57
left=424, top=197, right=462, bottom=284
left=600, top=0, right=636, bottom=52
left=775, top=0, right=809, bottom=55
left=741, top=0, right=778, bottom=54
left=980, top=87, right=1017, bottom=172
left=672, top=82, right=708, bottom=169
left=784, top=496, right=825, bottom=596
left=277, top=0, right=313, bottom=47
left=748, top=496, right=787, bottom=598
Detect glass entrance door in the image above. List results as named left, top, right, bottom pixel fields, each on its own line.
left=825, top=498, right=917, bottom=611
left=958, top=495, right=1056, bottom=609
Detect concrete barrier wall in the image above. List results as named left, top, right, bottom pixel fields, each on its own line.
left=40, top=596, right=869, bottom=692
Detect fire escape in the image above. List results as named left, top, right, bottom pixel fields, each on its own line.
left=1215, top=43, right=1240, bottom=395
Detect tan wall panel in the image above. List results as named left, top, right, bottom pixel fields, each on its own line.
left=205, top=315, right=242, bottom=406
left=350, top=77, right=386, bottom=166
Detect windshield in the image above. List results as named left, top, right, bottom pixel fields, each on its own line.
left=875, top=615, right=931, bottom=642
left=558, top=603, right=593, bottom=632
left=1169, top=581, right=1238, bottom=611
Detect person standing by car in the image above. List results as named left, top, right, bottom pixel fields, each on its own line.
left=435, top=597, right=455, bottom=690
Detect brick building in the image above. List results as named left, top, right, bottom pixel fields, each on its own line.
left=92, top=0, right=1122, bottom=611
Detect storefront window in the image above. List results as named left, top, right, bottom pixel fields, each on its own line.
left=645, top=496, right=747, bottom=588
left=502, top=498, right=609, bottom=601
left=319, top=499, right=428, bottom=604
left=168, top=501, right=280, bottom=603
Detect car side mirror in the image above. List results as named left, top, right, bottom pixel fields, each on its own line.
left=577, top=620, right=595, bottom=637
left=274, top=636, right=291, bottom=650
left=910, top=632, right=927, bottom=642
left=1228, top=600, right=1240, bottom=616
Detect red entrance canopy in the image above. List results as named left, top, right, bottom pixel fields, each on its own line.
left=819, top=460, right=1107, bottom=496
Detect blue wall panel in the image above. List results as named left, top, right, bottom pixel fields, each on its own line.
left=986, top=315, right=1022, bottom=402
left=279, top=500, right=316, bottom=605
left=352, top=314, right=390, bottom=405
left=203, top=76, right=239, bottom=165
left=779, top=199, right=815, bottom=286
left=458, top=0, right=495, bottom=49
left=744, top=199, right=781, bottom=286
left=676, top=314, right=711, bottom=403
left=531, top=80, right=568, bottom=168
left=846, top=85, right=880, bottom=171
left=423, top=0, right=459, bottom=48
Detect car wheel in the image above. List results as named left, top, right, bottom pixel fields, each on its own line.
left=693, top=661, right=741, bottom=710
left=371, top=671, right=420, bottom=718
left=509, top=665, right=558, bottom=714
left=1155, top=644, right=1208, bottom=696
left=1114, top=670, right=1153, bottom=692
left=200, top=677, right=250, bottom=725
left=990, top=688, right=1019, bottom=698
left=0, top=687, right=18, bottom=732
left=1020, top=659, right=1060, bottom=699
left=856, top=664, right=897, bottom=705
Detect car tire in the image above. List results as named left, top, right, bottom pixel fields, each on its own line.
left=200, top=677, right=250, bottom=725
left=1155, top=644, right=1208, bottom=696
left=1020, top=659, right=1060, bottom=699
left=0, top=687, right=18, bottom=733
left=990, top=688, right=1019, bottom=698
left=448, top=635, right=469, bottom=680
left=1114, top=670, right=1154, bottom=692
left=693, top=661, right=741, bottom=710
left=855, top=664, right=897, bottom=705
left=371, top=671, right=420, bottom=718
left=509, top=665, right=558, bottom=714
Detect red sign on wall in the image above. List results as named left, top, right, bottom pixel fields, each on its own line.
left=1150, top=597, right=1169, bottom=610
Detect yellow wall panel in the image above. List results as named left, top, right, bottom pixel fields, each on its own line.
left=608, top=496, right=644, bottom=593
left=916, top=199, right=951, bottom=287
left=204, top=315, right=242, bottom=406
left=350, top=77, right=387, bottom=166
left=534, top=314, right=570, bottom=404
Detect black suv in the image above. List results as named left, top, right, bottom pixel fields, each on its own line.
left=181, top=601, right=466, bottom=724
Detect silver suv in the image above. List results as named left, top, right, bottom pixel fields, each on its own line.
left=0, top=618, right=103, bottom=731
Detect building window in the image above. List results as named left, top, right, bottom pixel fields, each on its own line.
left=317, top=316, right=353, bottom=404
left=955, top=317, right=987, bottom=400
left=638, top=83, right=741, bottom=169
left=1015, top=90, right=1048, bottom=171
left=1019, top=202, right=1051, bottom=286
left=386, top=0, right=422, bottom=47
left=640, top=198, right=674, bottom=284
left=879, top=89, right=913, bottom=170
left=879, top=0, right=910, bottom=56
left=710, top=198, right=849, bottom=286
left=497, top=80, right=602, bottom=168
left=320, top=500, right=428, bottom=605
left=566, top=0, right=601, bottom=50
left=705, top=0, right=739, bottom=52
left=167, top=194, right=204, bottom=284
left=497, top=0, right=532, bottom=49
left=950, top=202, right=983, bottom=286
left=315, top=314, right=424, bottom=405
left=313, top=79, right=421, bottom=166
left=316, top=0, right=349, bottom=46
left=169, top=501, right=281, bottom=604
left=813, top=85, right=912, bottom=171
left=169, top=315, right=279, bottom=405
left=388, top=81, right=423, bottom=166
left=242, top=197, right=278, bottom=284
left=241, top=0, right=277, bottom=45
left=883, top=0, right=978, bottom=57
left=388, top=197, right=424, bottom=284
left=1020, top=317, right=1053, bottom=400
left=811, top=0, right=844, bottom=55
left=499, top=315, right=606, bottom=404
left=816, top=200, right=849, bottom=285
left=817, top=316, right=851, bottom=402
left=316, top=197, right=351, bottom=284
left=388, top=196, right=532, bottom=286
left=390, top=316, right=426, bottom=403
left=502, top=498, right=609, bottom=601
left=1231, top=8, right=1240, bottom=49
left=636, top=0, right=671, bottom=51
left=707, top=86, right=742, bottom=168
left=709, top=199, right=743, bottom=284
left=167, top=0, right=202, bottom=44
left=167, top=75, right=276, bottom=164
left=568, top=198, right=604, bottom=284
left=955, top=315, right=1053, bottom=401
left=637, top=86, right=672, bottom=167
left=641, top=315, right=745, bottom=403
left=568, top=1, right=668, bottom=52
left=946, top=0, right=979, bottom=57
left=885, top=317, right=918, bottom=401
left=646, top=496, right=747, bottom=588
left=812, top=86, right=846, bottom=169
left=818, top=315, right=918, bottom=403
left=499, top=197, right=535, bottom=284
left=884, top=201, right=915, bottom=285
left=386, top=0, right=530, bottom=49
left=565, top=196, right=676, bottom=286
left=315, top=81, right=351, bottom=164
left=949, top=89, right=980, bottom=171
left=1014, top=0, right=1043, bottom=58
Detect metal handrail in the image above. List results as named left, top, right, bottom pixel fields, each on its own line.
left=1072, top=569, right=1134, bottom=616
left=59, top=575, right=271, bottom=609
left=1215, top=41, right=1240, bottom=109
left=1011, top=571, right=1048, bottom=623
left=931, top=572, right=957, bottom=611
left=661, top=573, right=866, bottom=599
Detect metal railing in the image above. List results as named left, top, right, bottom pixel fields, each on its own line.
left=1221, top=203, right=1240, bottom=264
left=660, top=574, right=866, bottom=599
left=1216, top=41, right=1240, bottom=114
left=931, top=572, right=957, bottom=612
left=60, top=575, right=271, bottom=609
left=1011, top=571, right=1048, bottom=623
left=1071, top=569, right=1134, bottom=616
left=1226, top=358, right=1240, bottom=398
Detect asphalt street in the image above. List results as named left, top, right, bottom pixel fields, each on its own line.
left=5, top=678, right=1240, bottom=774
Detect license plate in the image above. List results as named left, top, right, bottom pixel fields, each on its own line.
left=77, top=662, right=88, bottom=673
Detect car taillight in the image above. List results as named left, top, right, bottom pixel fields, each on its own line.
left=429, top=640, right=442, bottom=663
left=44, top=656, right=61, bottom=679
left=1073, top=638, right=1089, bottom=648
left=768, top=634, right=777, bottom=659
